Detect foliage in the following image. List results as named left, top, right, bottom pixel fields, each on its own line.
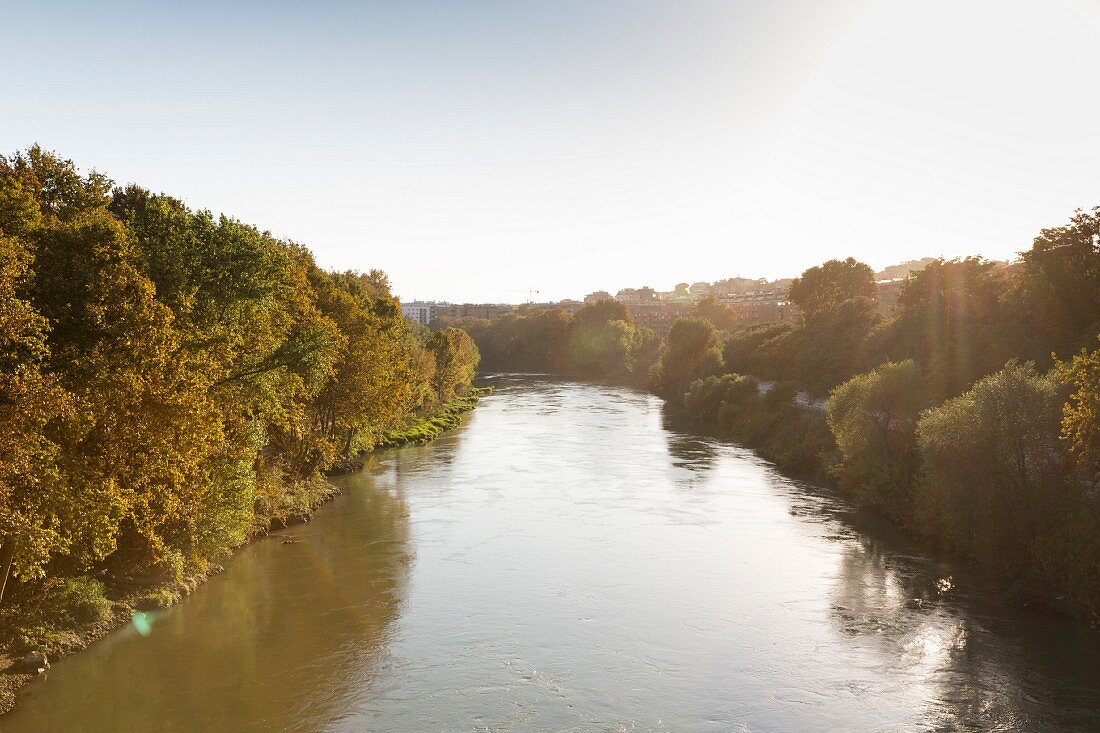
left=1057, top=336, right=1100, bottom=483
left=0, top=147, right=479, bottom=605
left=0, top=575, right=113, bottom=653
left=915, top=361, right=1068, bottom=575
left=827, top=360, right=925, bottom=517
left=691, top=297, right=739, bottom=331
left=650, top=317, right=723, bottom=397
left=787, top=257, right=875, bottom=319
left=871, top=258, right=1011, bottom=399
left=683, top=375, right=834, bottom=478
left=683, top=374, right=757, bottom=425
left=380, top=387, right=490, bottom=448
left=468, top=303, right=652, bottom=382
left=1008, top=207, right=1100, bottom=361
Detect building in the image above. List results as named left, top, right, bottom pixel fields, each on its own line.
left=614, top=287, right=658, bottom=306
left=689, top=282, right=712, bottom=301
left=628, top=301, right=692, bottom=335
left=400, top=300, right=438, bottom=326
left=584, top=291, right=612, bottom=303
left=718, top=288, right=800, bottom=326
left=874, top=279, right=905, bottom=317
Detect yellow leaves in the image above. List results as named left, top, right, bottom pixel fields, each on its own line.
left=1057, top=337, right=1100, bottom=478
left=0, top=147, right=479, bottom=588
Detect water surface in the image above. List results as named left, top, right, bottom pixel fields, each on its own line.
left=8, top=376, right=1100, bottom=731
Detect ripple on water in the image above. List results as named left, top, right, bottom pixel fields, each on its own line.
left=5, top=376, right=1100, bottom=732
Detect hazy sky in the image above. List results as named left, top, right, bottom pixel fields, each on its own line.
left=5, top=0, right=1100, bottom=303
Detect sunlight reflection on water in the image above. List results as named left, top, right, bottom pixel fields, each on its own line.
left=7, top=375, right=1100, bottom=732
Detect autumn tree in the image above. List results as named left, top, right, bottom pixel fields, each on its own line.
left=429, top=327, right=480, bottom=404
left=692, top=297, right=739, bottom=332
left=0, top=194, right=74, bottom=600
left=1058, top=337, right=1100, bottom=483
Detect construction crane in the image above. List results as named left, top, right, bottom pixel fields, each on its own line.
left=488, top=288, right=541, bottom=304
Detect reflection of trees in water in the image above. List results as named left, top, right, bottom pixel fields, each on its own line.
left=829, top=540, right=1100, bottom=731
left=178, top=479, right=413, bottom=729
left=655, top=386, right=1100, bottom=731
left=663, top=432, right=720, bottom=473
left=10, top=480, right=413, bottom=732
left=660, top=403, right=720, bottom=474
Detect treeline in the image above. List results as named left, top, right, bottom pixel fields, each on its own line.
left=454, top=299, right=656, bottom=381
left=0, top=147, right=478, bottom=607
left=468, top=218, right=1100, bottom=614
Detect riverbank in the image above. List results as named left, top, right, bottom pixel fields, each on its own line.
left=0, top=387, right=488, bottom=717
left=483, top=369, right=1100, bottom=626
left=5, top=376, right=1100, bottom=731
left=677, top=375, right=1100, bottom=627
left=326, top=386, right=491, bottom=475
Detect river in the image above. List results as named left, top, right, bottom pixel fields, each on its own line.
left=6, top=375, right=1100, bottom=732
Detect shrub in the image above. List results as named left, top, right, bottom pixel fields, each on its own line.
left=826, top=360, right=925, bottom=517
left=50, top=576, right=113, bottom=625
left=916, top=361, right=1067, bottom=575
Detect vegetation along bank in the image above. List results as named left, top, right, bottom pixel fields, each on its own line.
left=460, top=217, right=1100, bottom=620
left=0, top=147, right=481, bottom=711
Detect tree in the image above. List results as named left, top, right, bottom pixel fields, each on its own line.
left=797, top=296, right=880, bottom=394
left=566, top=300, right=647, bottom=378
left=874, top=258, right=1010, bottom=399
left=826, top=360, right=925, bottom=517
left=429, top=327, right=480, bottom=404
left=1057, top=336, right=1100, bottom=483
left=650, top=317, right=723, bottom=397
left=0, top=226, right=73, bottom=601
left=0, top=146, right=481, bottom=602
left=573, top=299, right=632, bottom=329
left=1009, top=208, right=1100, bottom=361
left=692, top=297, right=739, bottom=331
left=916, top=361, right=1067, bottom=574
left=788, top=257, right=875, bottom=319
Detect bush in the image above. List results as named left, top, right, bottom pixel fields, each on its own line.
left=683, top=374, right=756, bottom=425
left=49, top=576, right=113, bottom=625
left=916, top=361, right=1067, bottom=576
left=826, top=360, right=925, bottom=517
left=0, top=575, right=113, bottom=654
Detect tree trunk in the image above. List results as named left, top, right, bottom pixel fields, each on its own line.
left=0, top=541, right=16, bottom=605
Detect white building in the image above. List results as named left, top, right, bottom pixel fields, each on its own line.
left=401, top=301, right=435, bottom=326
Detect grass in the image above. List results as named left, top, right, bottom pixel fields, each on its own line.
left=378, top=387, right=491, bottom=448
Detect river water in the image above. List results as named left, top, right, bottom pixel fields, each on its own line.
left=7, top=376, right=1100, bottom=732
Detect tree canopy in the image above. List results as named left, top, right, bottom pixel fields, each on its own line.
left=0, top=147, right=479, bottom=602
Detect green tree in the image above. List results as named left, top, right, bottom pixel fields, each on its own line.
left=873, top=258, right=1010, bottom=399
left=1009, top=208, right=1100, bottom=361
left=566, top=300, right=648, bottom=378
left=788, top=257, right=875, bottom=319
left=650, top=317, right=723, bottom=398
left=916, top=361, right=1067, bottom=574
left=826, top=360, right=925, bottom=517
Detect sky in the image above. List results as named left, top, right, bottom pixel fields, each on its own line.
left=4, top=0, right=1100, bottom=303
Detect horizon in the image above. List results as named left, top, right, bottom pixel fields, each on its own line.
left=7, top=0, right=1100, bottom=304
